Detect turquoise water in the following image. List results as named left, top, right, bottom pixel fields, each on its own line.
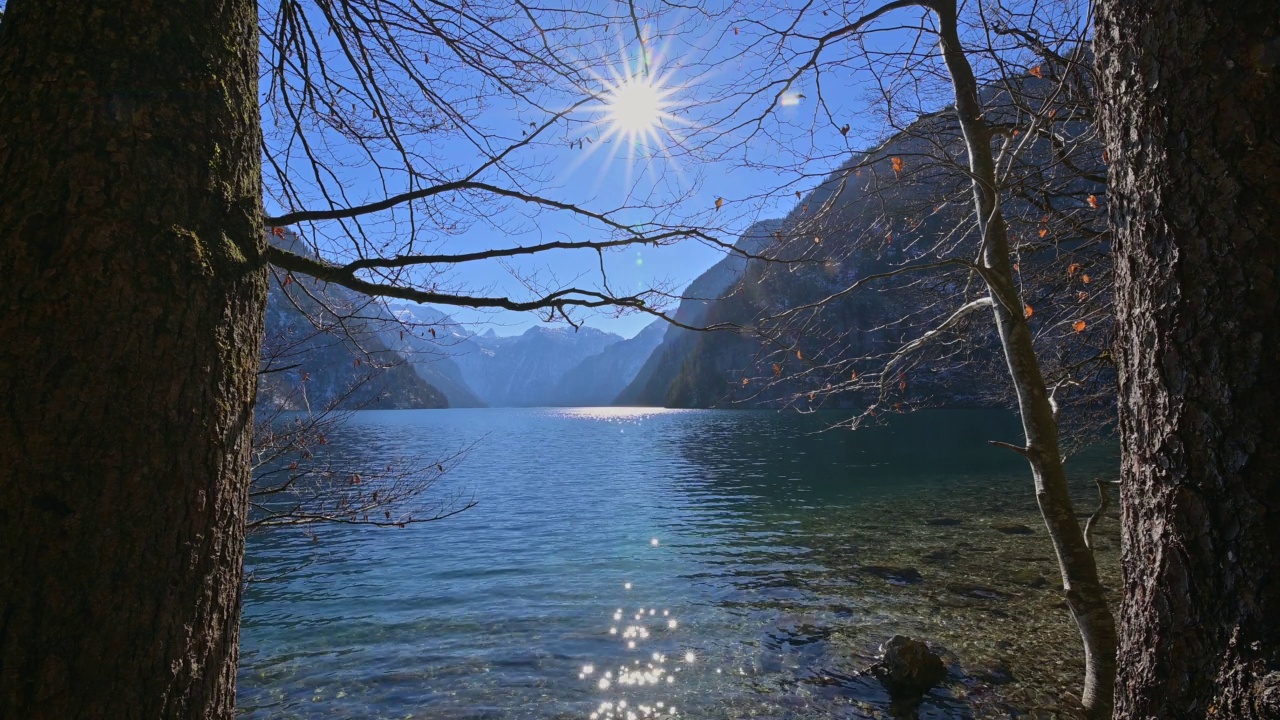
left=238, top=408, right=1120, bottom=719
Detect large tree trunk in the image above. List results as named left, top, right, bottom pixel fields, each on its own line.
left=0, top=1, right=265, bottom=717
left=1097, top=1, right=1280, bottom=718
left=932, top=2, right=1117, bottom=717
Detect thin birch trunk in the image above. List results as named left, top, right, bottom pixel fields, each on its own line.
left=930, top=2, right=1117, bottom=716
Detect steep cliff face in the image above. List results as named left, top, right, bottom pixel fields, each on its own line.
left=615, top=204, right=930, bottom=409
left=614, top=220, right=782, bottom=406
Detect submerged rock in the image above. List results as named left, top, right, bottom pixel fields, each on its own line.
left=861, top=565, right=925, bottom=585
left=870, top=635, right=948, bottom=699
left=920, top=548, right=955, bottom=565
left=1007, top=568, right=1050, bottom=588
left=924, top=517, right=963, bottom=526
left=946, top=583, right=1014, bottom=600
left=975, top=659, right=1017, bottom=685
left=992, top=522, right=1036, bottom=535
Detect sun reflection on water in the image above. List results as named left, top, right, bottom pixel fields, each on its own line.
left=555, top=407, right=693, bottom=422
left=576, top=539, right=704, bottom=719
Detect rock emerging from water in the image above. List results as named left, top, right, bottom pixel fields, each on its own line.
left=870, top=635, right=947, bottom=700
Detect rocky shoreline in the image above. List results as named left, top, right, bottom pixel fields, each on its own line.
left=743, top=475, right=1121, bottom=719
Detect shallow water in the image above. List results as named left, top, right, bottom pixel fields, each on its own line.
left=238, top=408, right=1120, bottom=719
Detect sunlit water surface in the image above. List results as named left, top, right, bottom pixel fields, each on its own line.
left=238, top=408, right=1119, bottom=719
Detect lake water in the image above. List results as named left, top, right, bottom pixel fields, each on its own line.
left=238, top=408, right=1120, bottom=719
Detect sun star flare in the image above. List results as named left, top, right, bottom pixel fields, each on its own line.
left=569, top=30, right=692, bottom=186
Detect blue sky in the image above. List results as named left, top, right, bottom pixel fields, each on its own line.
left=255, top=0, right=1078, bottom=338
left=414, top=6, right=927, bottom=339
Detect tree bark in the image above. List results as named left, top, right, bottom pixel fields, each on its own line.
left=932, top=2, right=1118, bottom=716
left=0, top=1, right=265, bottom=718
left=1097, top=1, right=1280, bottom=717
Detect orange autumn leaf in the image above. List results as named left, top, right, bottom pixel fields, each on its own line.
left=796, top=350, right=804, bottom=360
left=1024, top=304, right=1034, bottom=319
left=1013, top=263, right=1020, bottom=272
left=772, top=363, right=782, bottom=376
left=1087, top=194, right=1099, bottom=209
left=1078, top=291, right=1089, bottom=302
left=1073, top=320, right=1087, bottom=333
left=742, top=377, right=750, bottom=386
left=850, top=370, right=858, bottom=381
left=1082, top=274, right=1092, bottom=284
left=1068, top=263, right=1081, bottom=277
left=891, top=157, right=904, bottom=174
left=808, top=391, right=816, bottom=401
left=1039, top=228, right=1049, bottom=238
left=1030, top=65, right=1043, bottom=79
left=899, top=379, right=907, bottom=391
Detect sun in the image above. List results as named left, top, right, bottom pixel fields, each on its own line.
left=569, top=30, right=691, bottom=184
left=599, top=69, right=677, bottom=143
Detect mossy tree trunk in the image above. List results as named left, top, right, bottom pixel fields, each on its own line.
left=0, top=1, right=265, bottom=717
left=1097, top=0, right=1280, bottom=716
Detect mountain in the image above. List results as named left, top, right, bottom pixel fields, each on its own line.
left=461, top=325, right=624, bottom=407
left=383, top=304, right=486, bottom=408
left=387, top=304, right=660, bottom=407
left=258, top=232, right=448, bottom=411
left=551, top=319, right=668, bottom=407
left=614, top=219, right=781, bottom=406
left=617, top=69, right=1108, bottom=412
